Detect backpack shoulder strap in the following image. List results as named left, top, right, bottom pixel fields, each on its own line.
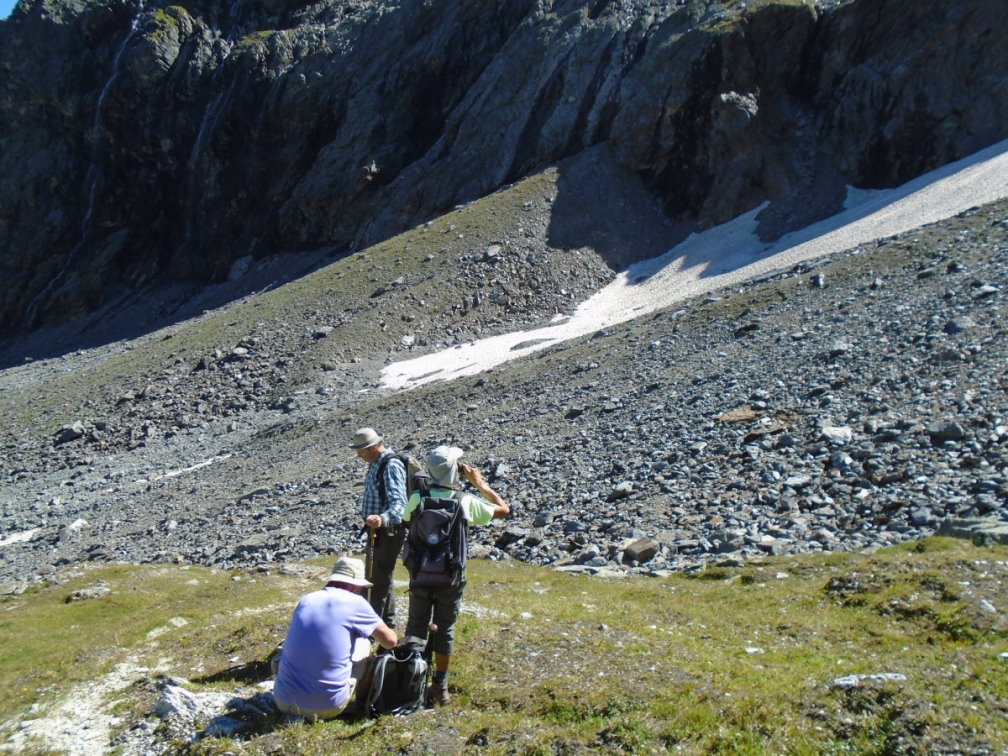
left=375, top=454, right=390, bottom=505
left=414, top=472, right=434, bottom=500
left=366, top=653, right=390, bottom=715
left=375, top=452, right=407, bottom=506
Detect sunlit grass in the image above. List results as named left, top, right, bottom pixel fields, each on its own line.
left=1, top=540, right=1005, bottom=754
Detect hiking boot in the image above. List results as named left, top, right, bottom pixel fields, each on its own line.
left=428, top=682, right=450, bottom=706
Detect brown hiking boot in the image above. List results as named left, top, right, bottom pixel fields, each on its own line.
left=428, top=682, right=450, bottom=706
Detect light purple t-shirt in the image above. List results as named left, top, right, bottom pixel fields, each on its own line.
left=273, top=586, right=380, bottom=710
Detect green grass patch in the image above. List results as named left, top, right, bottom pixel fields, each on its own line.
left=1, top=541, right=1006, bottom=754
left=0, top=561, right=319, bottom=718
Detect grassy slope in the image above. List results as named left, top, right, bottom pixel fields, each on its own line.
left=1, top=539, right=1005, bottom=754
left=0, top=167, right=574, bottom=435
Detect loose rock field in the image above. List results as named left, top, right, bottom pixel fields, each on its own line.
left=1, top=198, right=1007, bottom=590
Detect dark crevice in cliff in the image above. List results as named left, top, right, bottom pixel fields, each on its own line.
left=505, top=45, right=576, bottom=184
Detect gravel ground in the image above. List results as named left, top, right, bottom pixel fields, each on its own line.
left=1, top=182, right=1006, bottom=591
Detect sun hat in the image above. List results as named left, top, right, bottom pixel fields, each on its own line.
left=427, top=445, right=464, bottom=488
left=349, top=427, right=382, bottom=450
left=326, top=556, right=373, bottom=587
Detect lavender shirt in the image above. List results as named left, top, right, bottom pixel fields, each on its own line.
left=273, top=586, right=380, bottom=710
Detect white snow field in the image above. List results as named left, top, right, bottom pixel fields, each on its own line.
left=381, top=139, right=1008, bottom=390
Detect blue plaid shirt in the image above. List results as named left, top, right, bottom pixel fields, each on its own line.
left=361, top=450, right=407, bottom=525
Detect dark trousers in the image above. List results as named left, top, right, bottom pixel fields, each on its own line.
left=364, top=525, right=405, bottom=627
left=405, top=581, right=465, bottom=658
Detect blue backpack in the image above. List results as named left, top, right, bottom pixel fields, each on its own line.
left=403, top=491, right=468, bottom=588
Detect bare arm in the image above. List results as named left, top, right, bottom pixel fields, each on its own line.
left=372, top=620, right=398, bottom=650
left=459, top=462, right=509, bottom=519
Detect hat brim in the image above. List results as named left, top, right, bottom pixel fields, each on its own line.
left=327, top=574, right=373, bottom=587
left=348, top=438, right=382, bottom=450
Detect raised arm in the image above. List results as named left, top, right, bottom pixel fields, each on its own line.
left=459, top=462, right=509, bottom=519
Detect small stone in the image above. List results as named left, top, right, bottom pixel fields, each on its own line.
left=607, top=482, right=634, bottom=502
left=623, top=537, right=660, bottom=563
left=59, top=518, right=91, bottom=541
left=944, top=317, right=976, bottom=334
left=54, top=422, right=86, bottom=444
left=822, top=425, right=853, bottom=445
left=783, top=474, right=812, bottom=489
left=66, top=581, right=111, bottom=603
left=927, top=422, right=967, bottom=444
left=973, top=284, right=1000, bottom=299
left=832, top=673, right=906, bottom=689
left=827, top=341, right=852, bottom=359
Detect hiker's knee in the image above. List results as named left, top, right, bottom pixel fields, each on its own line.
left=430, top=623, right=455, bottom=656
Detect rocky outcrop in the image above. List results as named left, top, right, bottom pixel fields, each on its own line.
left=1, top=0, right=1006, bottom=334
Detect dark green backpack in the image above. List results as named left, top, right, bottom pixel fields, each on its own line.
left=366, top=637, right=429, bottom=717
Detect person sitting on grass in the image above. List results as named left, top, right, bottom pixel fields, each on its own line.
left=272, top=556, right=397, bottom=720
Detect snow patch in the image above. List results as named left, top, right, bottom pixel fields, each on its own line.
left=381, top=139, right=1008, bottom=390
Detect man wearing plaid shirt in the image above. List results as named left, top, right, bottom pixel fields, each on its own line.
left=349, top=427, right=407, bottom=628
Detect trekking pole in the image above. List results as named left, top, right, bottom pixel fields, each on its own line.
left=367, top=526, right=377, bottom=582
left=426, top=625, right=438, bottom=669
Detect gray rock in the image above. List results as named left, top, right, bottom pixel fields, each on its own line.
left=978, top=598, right=997, bottom=615
left=928, top=422, right=967, bottom=444
left=827, top=340, right=852, bottom=359
left=54, top=422, right=86, bottom=445
left=937, top=517, right=1008, bottom=545
left=66, top=581, right=111, bottom=602
left=821, top=425, right=853, bottom=445
left=496, top=528, right=528, bottom=548
left=832, top=673, right=907, bottom=689
left=152, top=680, right=235, bottom=728
left=607, top=482, right=634, bottom=502
left=944, top=317, right=976, bottom=334
left=58, top=518, right=91, bottom=542
left=623, top=537, right=660, bottom=564
left=783, top=474, right=812, bottom=489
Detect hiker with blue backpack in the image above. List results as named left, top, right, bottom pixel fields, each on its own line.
left=350, top=427, right=408, bottom=629
left=401, top=444, right=509, bottom=706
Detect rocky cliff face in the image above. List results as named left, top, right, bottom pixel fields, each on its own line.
left=1, top=0, right=1006, bottom=335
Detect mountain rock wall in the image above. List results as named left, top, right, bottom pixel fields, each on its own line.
left=1, top=0, right=1006, bottom=333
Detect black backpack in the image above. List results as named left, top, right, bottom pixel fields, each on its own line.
left=365, top=637, right=429, bottom=717
left=403, top=491, right=468, bottom=588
